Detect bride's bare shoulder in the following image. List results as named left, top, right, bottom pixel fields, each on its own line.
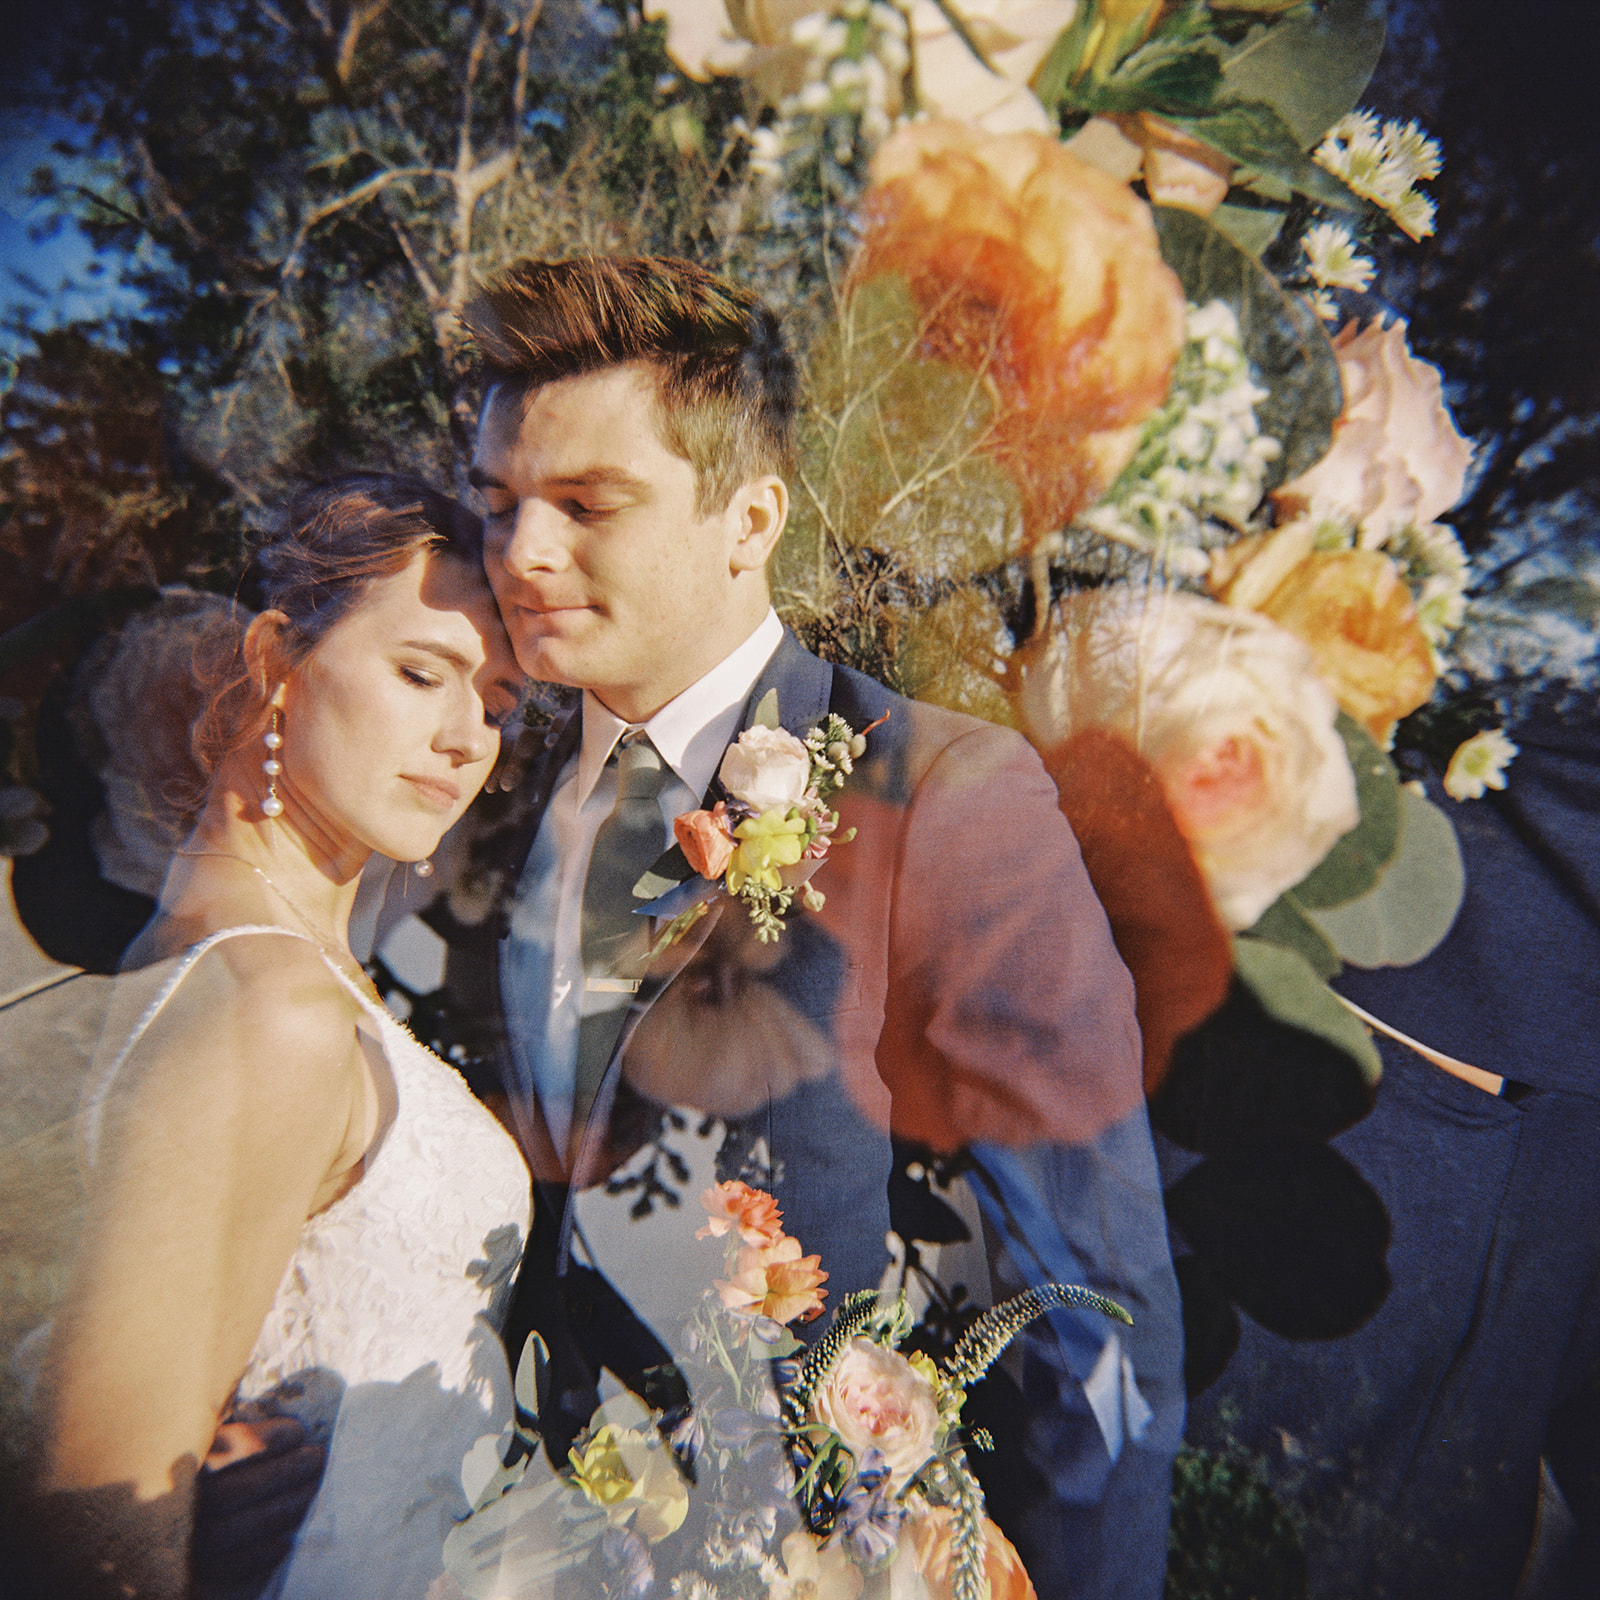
left=118, top=928, right=368, bottom=1104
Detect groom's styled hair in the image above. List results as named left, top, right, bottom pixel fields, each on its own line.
left=464, top=256, right=798, bottom=515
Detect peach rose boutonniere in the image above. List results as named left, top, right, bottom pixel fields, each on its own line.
left=664, top=697, right=881, bottom=943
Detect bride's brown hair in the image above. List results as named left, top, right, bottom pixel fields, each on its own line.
left=192, top=474, right=484, bottom=786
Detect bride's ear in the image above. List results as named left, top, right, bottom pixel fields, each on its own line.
left=243, top=610, right=294, bottom=707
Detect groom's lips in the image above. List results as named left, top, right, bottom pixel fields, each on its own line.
left=515, top=600, right=594, bottom=629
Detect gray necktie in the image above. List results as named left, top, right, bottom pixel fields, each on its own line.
left=572, top=732, right=669, bottom=1141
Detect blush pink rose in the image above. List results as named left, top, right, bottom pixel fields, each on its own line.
left=675, top=802, right=735, bottom=879
left=719, top=725, right=812, bottom=812
left=1017, top=587, right=1360, bottom=930
left=1273, top=317, right=1474, bottom=547
left=812, top=1337, right=940, bottom=1491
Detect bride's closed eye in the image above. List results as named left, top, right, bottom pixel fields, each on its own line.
left=400, top=662, right=520, bottom=731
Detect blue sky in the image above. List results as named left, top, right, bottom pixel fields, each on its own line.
left=0, top=109, right=145, bottom=348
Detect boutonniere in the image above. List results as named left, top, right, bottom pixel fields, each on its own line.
left=645, top=691, right=881, bottom=947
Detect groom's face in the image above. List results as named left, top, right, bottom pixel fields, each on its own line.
left=471, top=363, right=754, bottom=723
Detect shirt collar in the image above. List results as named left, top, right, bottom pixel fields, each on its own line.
left=575, top=608, right=785, bottom=807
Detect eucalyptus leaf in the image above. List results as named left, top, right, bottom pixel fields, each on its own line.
left=1152, top=207, right=1342, bottom=487
left=1209, top=200, right=1287, bottom=257
left=1304, top=789, right=1465, bottom=966
left=1164, top=101, right=1366, bottom=209
left=1219, top=0, right=1387, bottom=148
left=1244, top=894, right=1343, bottom=980
left=752, top=688, right=781, bottom=729
left=1290, top=714, right=1402, bottom=908
left=1233, top=936, right=1382, bottom=1087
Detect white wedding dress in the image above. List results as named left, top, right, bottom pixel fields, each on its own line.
left=81, top=925, right=533, bottom=1600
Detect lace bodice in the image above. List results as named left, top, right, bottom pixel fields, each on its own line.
left=82, top=925, right=532, bottom=1599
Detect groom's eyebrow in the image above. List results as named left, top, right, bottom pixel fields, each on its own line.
left=466, top=463, right=649, bottom=495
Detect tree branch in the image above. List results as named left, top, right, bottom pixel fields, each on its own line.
left=279, top=164, right=442, bottom=280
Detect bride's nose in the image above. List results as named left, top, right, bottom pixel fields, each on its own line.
left=436, top=695, right=498, bottom=765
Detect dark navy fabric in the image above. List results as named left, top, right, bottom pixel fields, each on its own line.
left=1171, top=704, right=1600, bottom=1598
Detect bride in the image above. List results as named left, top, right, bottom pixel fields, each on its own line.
left=23, top=475, right=532, bottom=1599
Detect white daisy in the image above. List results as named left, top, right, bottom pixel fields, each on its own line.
left=1303, top=221, right=1377, bottom=292
left=1444, top=728, right=1518, bottom=801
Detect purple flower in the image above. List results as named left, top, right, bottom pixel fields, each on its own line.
left=668, top=1408, right=706, bottom=1466
left=834, top=1451, right=906, bottom=1566
left=601, top=1526, right=654, bottom=1599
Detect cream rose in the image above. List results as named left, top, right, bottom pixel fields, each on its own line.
left=1273, top=317, right=1474, bottom=548
left=1017, top=588, right=1360, bottom=930
left=907, top=1, right=1073, bottom=134
left=812, top=1337, right=940, bottom=1491
left=719, top=724, right=812, bottom=811
left=643, top=0, right=817, bottom=91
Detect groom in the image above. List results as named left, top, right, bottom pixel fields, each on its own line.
left=447, top=255, right=1184, bottom=1599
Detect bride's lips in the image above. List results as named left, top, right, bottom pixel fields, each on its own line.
left=402, top=774, right=462, bottom=810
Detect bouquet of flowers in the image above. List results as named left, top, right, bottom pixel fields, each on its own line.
left=445, top=1180, right=1131, bottom=1600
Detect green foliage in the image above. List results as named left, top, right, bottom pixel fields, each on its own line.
left=1218, top=0, right=1388, bottom=149
left=1075, top=41, right=1227, bottom=118
left=1304, top=788, right=1465, bottom=967
left=1166, top=1447, right=1307, bottom=1600
left=1164, top=101, right=1369, bottom=210
left=1289, top=714, right=1402, bottom=909
left=777, top=273, right=1019, bottom=688
left=1244, top=895, right=1342, bottom=981
left=1231, top=935, right=1383, bottom=1086
left=1152, top=207, right=1342, bottom=487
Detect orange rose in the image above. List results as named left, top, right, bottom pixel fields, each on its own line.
left=898, top=1504, right=1037, bottom=1600
left=1211, top=523, right=1437, bottom=745
left=697, top=1179, right=786, bottom=1246
left=675, top=801, right=735, bottom=879
left=855, top=119, right=1186, bottom=543
left=716, top=1234, right=828, bottom=1324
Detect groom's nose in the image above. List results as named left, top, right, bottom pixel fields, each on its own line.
left=499, top=496, right=573, bottom=577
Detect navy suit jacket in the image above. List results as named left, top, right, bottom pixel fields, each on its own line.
left=1167, top=702, right=1600, bottom=1599
left=468, top=633, right=1183, bottom=1600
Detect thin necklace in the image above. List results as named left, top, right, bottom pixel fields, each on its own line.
left=174, top=848, right=378, bottom=1000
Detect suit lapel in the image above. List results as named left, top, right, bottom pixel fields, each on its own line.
left=562, top=633, right=837, bottom=1194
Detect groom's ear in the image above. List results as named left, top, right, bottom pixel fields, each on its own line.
left=727, top=474, right=789, bottom=574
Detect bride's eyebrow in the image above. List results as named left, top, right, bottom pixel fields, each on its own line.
left=396, top=638, right=473, bottom=670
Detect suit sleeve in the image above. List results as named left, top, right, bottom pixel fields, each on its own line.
left=879, top=722, right=1184, bottom=1600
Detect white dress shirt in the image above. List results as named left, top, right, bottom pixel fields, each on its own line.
left=503, top=609, right=785, bottom=1159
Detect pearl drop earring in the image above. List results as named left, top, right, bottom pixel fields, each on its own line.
left=413, top=857, right=434, bottom=878
left=262, top=712, right=285, bottom=818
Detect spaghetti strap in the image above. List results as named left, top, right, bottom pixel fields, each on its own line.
left=79, top=925, right=318, bottom=1168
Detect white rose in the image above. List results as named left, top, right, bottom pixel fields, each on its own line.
left=719, top=725, right=812, bottom=811
left=812, top=1338, right=940, bottom=1492
left=1274, top=317, right=1474, bottom=548
left=1017, top=587, right=1361, bottom=930
left=643, top=0, right=820, bottom=94
left=907, top=0, right=1074, bottom=134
